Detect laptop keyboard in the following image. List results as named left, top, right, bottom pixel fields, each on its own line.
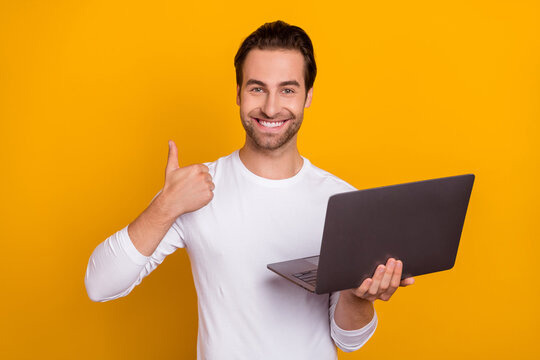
left=293, top=269, right=318, bottom=286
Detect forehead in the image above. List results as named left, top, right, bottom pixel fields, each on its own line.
left=242, top=49, right=304, bottom=86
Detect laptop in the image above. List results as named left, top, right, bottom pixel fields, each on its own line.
left=267, top=174, right=475, bottom=294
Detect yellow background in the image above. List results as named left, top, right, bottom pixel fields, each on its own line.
left=1, top=0, right=538, bottom=359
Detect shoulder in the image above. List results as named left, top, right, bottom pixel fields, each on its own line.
left=304, top=158, right=357, bottom=193
left=202, top=151, right=237, bottom=180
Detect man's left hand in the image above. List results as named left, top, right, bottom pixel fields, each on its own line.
left=344, top=258, right=415, bottom=302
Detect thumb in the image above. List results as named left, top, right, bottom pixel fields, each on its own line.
left=400, top=277, right=415, bottom=287
left=165, top=140, right=180, bottom=174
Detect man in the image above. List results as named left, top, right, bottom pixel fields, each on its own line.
left=85, top=20, right=414, bottom=359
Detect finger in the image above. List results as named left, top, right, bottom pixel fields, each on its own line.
left=368, top=265, right=385, bottom=296
left=390, top=260, right=403, bottom=289
left=197, top=163, right=209, bottom=173
left=353, top=278, right=372, bottom=298
left=380, top=262, right=402, bottom=300
left=166, top=140, right=180, bottom=174
left=380, top=284, right=398, bottom=301
left=379, top=258, right=396, bottom=291
left=400, top=277, right=415, bottom=287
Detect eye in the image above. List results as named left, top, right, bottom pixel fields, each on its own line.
left=250, top=87, right=264, bottom=93
left=282, top=88, right=295, bottom=94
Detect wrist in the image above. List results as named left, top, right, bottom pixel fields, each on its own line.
left=147, top=193, right=180, bottom=226
left=340, top=289, right=374, bottom=305
left=334, top=289, right=375, bottom=331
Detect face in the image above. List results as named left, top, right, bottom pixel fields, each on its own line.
left=236, top=49, right=313, bottom=151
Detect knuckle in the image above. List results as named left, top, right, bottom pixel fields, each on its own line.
left=198, top=173, right=209, bottom=182
left=187, top=165, right=199, bottom=174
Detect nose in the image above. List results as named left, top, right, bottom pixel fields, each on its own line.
left=261, top=91, right=280, bottom=119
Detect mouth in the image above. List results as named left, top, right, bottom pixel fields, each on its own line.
left=252, top=117, right=290, bottom=130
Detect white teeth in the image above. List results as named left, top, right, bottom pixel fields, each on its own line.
left=259, top=120, right=284, bottom=128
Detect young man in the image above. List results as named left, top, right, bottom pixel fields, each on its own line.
left=85, top=21, right=414, bottom=359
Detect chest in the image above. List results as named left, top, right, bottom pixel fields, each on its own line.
left=181, top=182, right=329, bottom=270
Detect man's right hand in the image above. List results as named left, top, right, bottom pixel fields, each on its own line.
left=127, top=140, right=214, bottom=256
left=153, top=140, right=215, bottom=221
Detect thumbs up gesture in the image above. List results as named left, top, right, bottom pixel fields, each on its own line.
left=155, top=140, right=215, bottom=220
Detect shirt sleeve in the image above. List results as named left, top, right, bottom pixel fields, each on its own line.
left=84, top=192, right=186, bottom=302
left=328, top=291, right=378, bottom=352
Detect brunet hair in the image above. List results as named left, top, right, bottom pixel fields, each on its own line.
left=234, top=20, right=317, bottom=92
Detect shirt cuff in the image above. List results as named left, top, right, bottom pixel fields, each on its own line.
left=330, top=307, right=378, bottom=352
left=116, top=225, right=151, bottom=266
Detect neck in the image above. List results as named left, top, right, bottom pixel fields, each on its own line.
left=238, top=136, right=304, bottom=180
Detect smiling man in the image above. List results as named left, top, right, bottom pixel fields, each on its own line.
left=85, top=21, right=414, bottom=359
left=239, top=50, right=308, bottom=153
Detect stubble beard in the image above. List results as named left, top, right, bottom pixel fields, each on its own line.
left=240, top=111, right=303, bottom=151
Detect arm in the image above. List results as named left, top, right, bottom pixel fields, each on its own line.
left=84, top=140, right=214, bottom=302
left=333, top=291, right=375, bottom=330
left=329, top=258, right=415, bottom=351
left=329, top=291, right=378, bottom=352
left=84, top=218, right=183, bottom=302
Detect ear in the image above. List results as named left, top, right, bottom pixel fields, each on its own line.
left=236, top=85, right=241, bottom=106
left=304, top=87, right=313, bottom=108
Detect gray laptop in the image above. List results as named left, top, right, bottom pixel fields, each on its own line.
left=267, top=174, right=475, bottom=294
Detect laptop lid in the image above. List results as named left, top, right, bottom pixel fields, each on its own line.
left=314, top=174, right=475, bottom=294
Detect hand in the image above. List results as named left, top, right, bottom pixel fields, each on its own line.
left=345, top=258, right=415, bottom=303
left=153, top=140, right=214, bottom=220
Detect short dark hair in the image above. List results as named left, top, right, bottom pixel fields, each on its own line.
left=234, top=20, right=317, bottom=92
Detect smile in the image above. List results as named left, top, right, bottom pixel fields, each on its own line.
left=253, top=118, right=290, bottom=129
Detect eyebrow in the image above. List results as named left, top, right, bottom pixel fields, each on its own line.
left=245, top=79, right=301, bottom=87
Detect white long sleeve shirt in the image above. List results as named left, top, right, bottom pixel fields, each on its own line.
left=85, top=150, right=377, bottom=359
